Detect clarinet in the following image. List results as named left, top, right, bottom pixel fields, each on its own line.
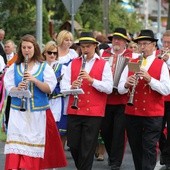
left=71, top=54, right=87, bottom=109
left=127, top=52, right=144, bottom=106
left=20, top=55, right=28, bottom=111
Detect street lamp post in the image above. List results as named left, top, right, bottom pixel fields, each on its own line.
left=103, top=0, right=109, bottom=35
left=157, top=0, right=161, bottom=33
left=144, top=0, right=149, bottom=29
left=36, top=0, right=43, bottom=51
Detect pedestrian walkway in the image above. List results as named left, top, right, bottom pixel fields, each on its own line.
left=0, top=141, right=167, bottom=170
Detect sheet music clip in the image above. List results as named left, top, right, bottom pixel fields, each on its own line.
left=128, top=62, right=140, bottom=73
left=9, top=89, right=32, bottom=98
left=60, top=89, right=84, bottom=97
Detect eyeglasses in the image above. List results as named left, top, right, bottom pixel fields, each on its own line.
left=47, top=51, right=57, bottom=55
left=138, top=42, right=153, bottom=47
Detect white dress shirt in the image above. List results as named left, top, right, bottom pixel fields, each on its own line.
left=165, top=56, right=170, bottom=70
left=6, top=52, right=14, bottom=62
left=118, top=53, right=170, bottom=96
left=60, top=53, right=113, bottom=94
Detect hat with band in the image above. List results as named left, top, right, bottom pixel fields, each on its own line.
left=108, top=27, right=130, bottom=42
left=133, top=29, right=158, bottom=42
left=77, top=32, right=99, bottom=45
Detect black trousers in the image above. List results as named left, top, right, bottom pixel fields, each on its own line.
left=159, top=101, right=170, bottom=164
left=100, top=104, right=126, bottom=167
left=67, top=115, right=102, bottom=170
left=126, top=115, right=163, bottom=170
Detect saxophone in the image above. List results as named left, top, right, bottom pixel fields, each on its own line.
left=20, top=55, right=28, bottom=111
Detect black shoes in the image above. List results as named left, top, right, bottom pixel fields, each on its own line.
left=160, top=154, right=165, bottom=165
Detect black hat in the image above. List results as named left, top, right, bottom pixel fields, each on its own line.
left=108, top=27, right=130, bottom=42
left=77, top=32, right=99, bottom=45
left=134, top=29, right=158, bottom=42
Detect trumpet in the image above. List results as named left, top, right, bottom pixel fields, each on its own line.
left=127, top=52, right=144, bottom=106
left=71, top=54, right=87, bottom=109
left=158, top=48, right=170, bottom=59
left=20, top=55, right=28, bottom=111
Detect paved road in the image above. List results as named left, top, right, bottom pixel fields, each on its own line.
left=0, top=141, right=167, bottom=170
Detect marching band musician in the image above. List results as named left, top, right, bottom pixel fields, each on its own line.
left=60, top=32, right=113, bottom=170
left=42, top=40, right=67, bottom=143
left=159, top=30, right=170, bottom=169
left=3, top=34, right=67, bottom=170
left=118, top=29, right=170, bottom=170
left=100, top=27, right=132, bottom=170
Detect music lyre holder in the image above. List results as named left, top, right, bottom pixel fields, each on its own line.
left=60, top=89, right=84, bottom=97
left=61, top=89, right=84, bottom=109
left=9, top=89, right=32, bottom=99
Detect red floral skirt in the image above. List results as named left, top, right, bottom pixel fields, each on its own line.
left=5, top=109, right=67, bottom=170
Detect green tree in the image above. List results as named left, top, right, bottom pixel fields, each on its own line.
left=109, top=2, right=142, bottom=34
left=0, top=0, right=50, bottom=45
left=0, top=0, right=143, bottom=45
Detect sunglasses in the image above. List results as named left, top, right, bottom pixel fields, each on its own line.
left=47, top=51, right=57, bottom=55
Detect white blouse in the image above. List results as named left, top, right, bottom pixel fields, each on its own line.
left=58, top=49, right=78, bottom=65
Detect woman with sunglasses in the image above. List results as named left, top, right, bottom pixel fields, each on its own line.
left=42, top=41, right=67, bottom=132
left=3, top=35, right=67, bottom=170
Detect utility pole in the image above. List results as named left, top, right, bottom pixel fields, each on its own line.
left=103, top=0, right=109, bottom=35
left=144, top=0, right=149, bottom=29
left=71, top=0, right=75, bottom=36
left=157, top=0, right=161, bottom=33
left=36, top=0, right=43, bottom=51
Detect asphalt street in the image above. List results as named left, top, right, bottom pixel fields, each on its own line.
left=0, top=141, right=167, bottom=170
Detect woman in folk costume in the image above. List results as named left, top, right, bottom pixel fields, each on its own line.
left=3, top=34, right=67, bottom=170
left=55, top=30, right=78, bottom=148
left=42, top=41, right=66, bottom=128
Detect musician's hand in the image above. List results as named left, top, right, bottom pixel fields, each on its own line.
left=137, top=68, right=151, bottom=83
left=71, top=79, right=82, bottom=89
left=125, top=75, right=137, bottom=88
left=24, top=72, right=37, bottom=83
left=18, top=81, right=27, bottom=90
left=79, top=70, right=94, bottom=84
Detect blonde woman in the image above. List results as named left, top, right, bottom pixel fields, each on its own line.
left=56, top=30, right=78, bottom=149
left=56, top=30, right=78, bottom=65
left=128, top=41, right=139, bottom=53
